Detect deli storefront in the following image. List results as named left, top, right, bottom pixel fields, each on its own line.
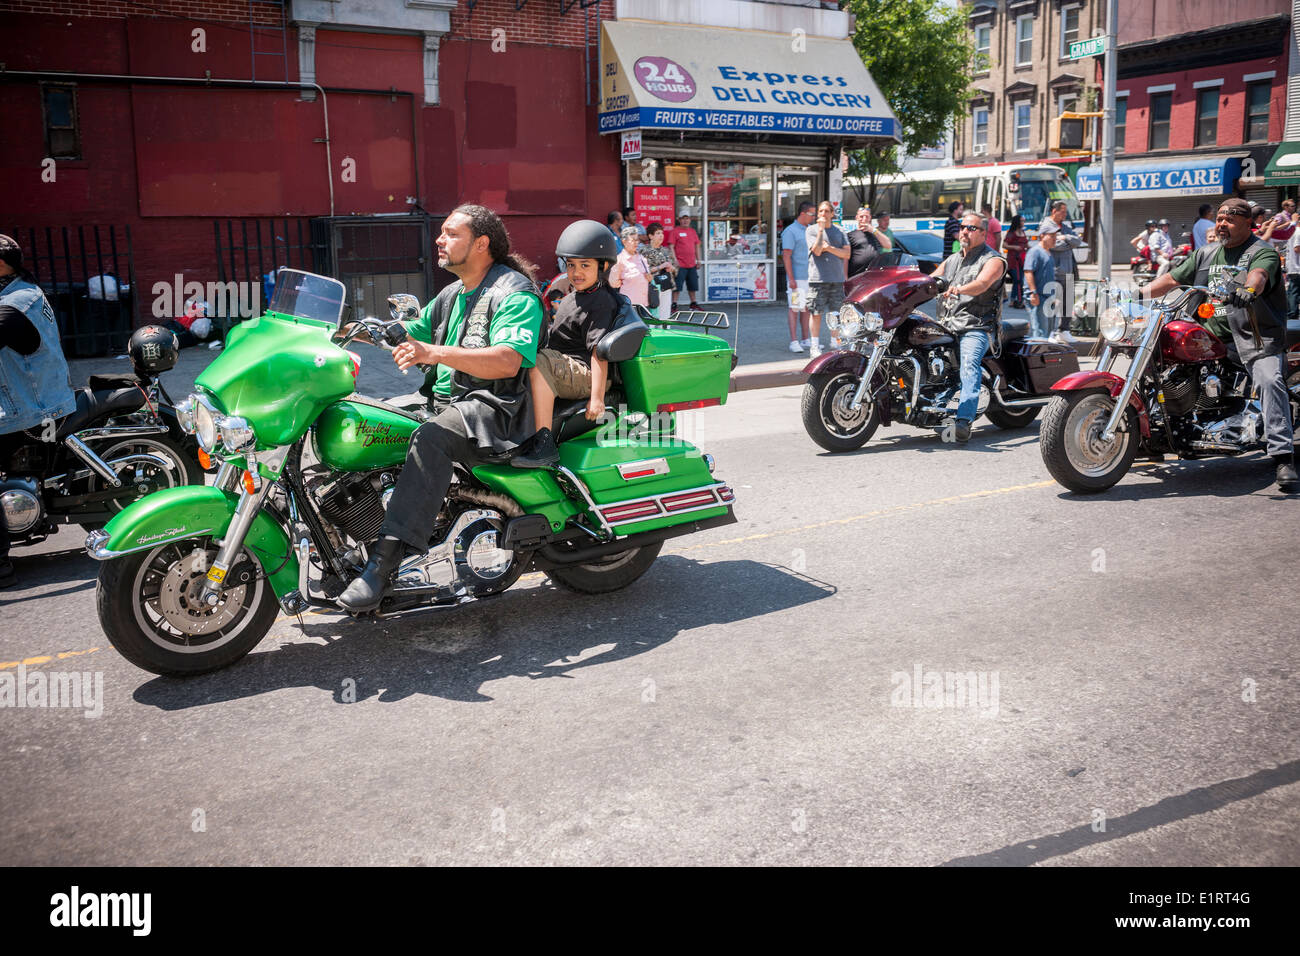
left=599, top=19, right=899, bottom=303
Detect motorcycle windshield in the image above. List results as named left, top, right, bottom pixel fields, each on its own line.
left=268, top=269, right=347, bottom=327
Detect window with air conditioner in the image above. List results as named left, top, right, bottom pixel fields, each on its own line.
left=973, top=107, right=989, bottom=154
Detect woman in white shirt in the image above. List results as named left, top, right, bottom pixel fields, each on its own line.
left=609, top=226, right=651, bottom=308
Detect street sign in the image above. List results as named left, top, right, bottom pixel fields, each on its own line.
left=621, top=130, right=642, bottom=161
left=1068, top=36, right=1107, bottom=60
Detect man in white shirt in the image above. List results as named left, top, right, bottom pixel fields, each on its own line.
left=1148, top=218, right=1174, bottom=275
left=1287, top=229, right=1300, bottom=322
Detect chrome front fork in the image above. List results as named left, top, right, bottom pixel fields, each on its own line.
left=199, top=481, right=273, bottom=606
left=848, top=334, right=891, bottom=411
left=1100, top=320, right=1161, bottom=441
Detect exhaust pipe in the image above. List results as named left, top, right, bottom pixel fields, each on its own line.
left=989, top=375, right=1053, bottom=408
left=535, top=511, right=737, bottom=568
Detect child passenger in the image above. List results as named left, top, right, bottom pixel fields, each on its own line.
left=512, top=219, right=622, bottom=468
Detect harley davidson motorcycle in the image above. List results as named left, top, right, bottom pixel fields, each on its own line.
left=86, top=269, right=737, bottom=676
left=801, top=252, right=1080, bottom=451
left=1040, top=273, right=1300, bottom=493
left=1, top=327, right=202, bottom=548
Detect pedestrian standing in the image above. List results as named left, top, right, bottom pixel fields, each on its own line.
left=1192, top=204, right=1214, bottom=250
left=982, top=203, right=1002, bottom=251
left=943, top=201, right=965, bottom=255
left=781, top=201, right=815, bottom=352
left=805, top=200, right=849, bottom=357
left=847, top=205, right=892, bottom=278
left=1286, top=230, right=1300, bottom=322
left=1023, top=224, right=1059, bottom=340
left=641, top=222, right=679, bottom=320
left=1002, top=214, right=1028, bottom=308
left=668, top=211, right=702, bottom=308
left=606, top=210, right=624, bottom=242
left=609, top=226, right=652, bottom=308
left=622, top=206, right=647, bottom=239
left=877, top=211, right=897, bottom=244
left=1038, top=200, right=1082, bottom=342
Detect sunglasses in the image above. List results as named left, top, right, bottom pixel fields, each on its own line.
left=959, top=224, right=984, bottom=232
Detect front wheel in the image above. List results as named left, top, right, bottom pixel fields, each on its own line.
left=983, top=402, right=1041, bottom=430
left=545, top=542, right=663, bottom=594
left=97, top=537, right=280, bottom=676
left=801, top=372, right=880, bottom=452
left=1040, top=391, right=1140, bottom=493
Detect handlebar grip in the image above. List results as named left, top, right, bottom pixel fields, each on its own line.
left=932, top=276, right=949, bottom=293
left=382, top=322, right=432, bottom=376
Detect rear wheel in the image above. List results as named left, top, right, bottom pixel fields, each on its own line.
left=79, top=435, right=201, bottom=532
left=1040, top=391, right=1139, bottom=493
left=801, top=372, right=880, bottom=452
left=546, top=542, right=663, bottom=594
left=97, top=537, right=280, bottom=676
left=983, top=403, right=1041, bottom=430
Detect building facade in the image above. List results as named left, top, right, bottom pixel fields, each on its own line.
left=954, top=0, right=1106, bottom=165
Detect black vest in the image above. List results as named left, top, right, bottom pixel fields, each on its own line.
left=937, top=245, right=1006, bottom=334
left=422, top=263, right=541, bottom=458
left=1188, top=236, right=1287, bottom=364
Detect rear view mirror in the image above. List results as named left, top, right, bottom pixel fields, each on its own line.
left=388, top=293, right=421, bottom=322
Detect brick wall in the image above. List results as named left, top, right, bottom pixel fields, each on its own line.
left=450, top=0, right=616, bottom=48
left=0, top=0, right=283, bottom=24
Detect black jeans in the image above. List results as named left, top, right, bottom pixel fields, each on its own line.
left=379, top=405, right=486, bottom=550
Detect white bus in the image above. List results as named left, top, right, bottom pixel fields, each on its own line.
left=842, top=163, right=1086, bottom=250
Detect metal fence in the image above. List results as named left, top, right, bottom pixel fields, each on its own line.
left=213, top=217, right=321, bottom=333
left=7, top=224, right=137, bottom=357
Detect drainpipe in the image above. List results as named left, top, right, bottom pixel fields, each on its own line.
left=0, top=68, right=425, bottom=217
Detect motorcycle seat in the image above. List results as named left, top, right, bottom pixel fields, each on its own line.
left=545, top=304, right=648, bottom=444
left=56, top=385, right=145, bottom=440
left=1000, top=317, right=1030, bottom=344
left=552, top=386, right=627, bottom=444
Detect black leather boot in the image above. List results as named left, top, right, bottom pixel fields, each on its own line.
left=511, top=427, right=560, bottom=469
left=1275, top=454, right=1299, bottom=493
left=338, top=535, right=407, bottom=611
left=0, top=557, right=15, bottom=590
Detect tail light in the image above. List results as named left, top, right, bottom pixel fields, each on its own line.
left=601, top=500, right=662, bottom=523
left=661, top=489, right=718, bottom=512
left=657, top=398, right=721, bottom=413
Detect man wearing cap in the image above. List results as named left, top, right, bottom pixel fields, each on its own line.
left=1023, top=224, right=1060, bottom=340
left=1143, top=198, right=1298, bottom=492
left=0, top=234, right=77, bottom=587
left=668, top=212, right=702, bottom=309
left=1038, top=200, right=1083, bottom=342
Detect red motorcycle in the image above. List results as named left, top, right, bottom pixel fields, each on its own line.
left=1040, top=275, right=1300, bottom=493
left=800, top=252, right=1080, bottom=451
left=1129, top=246, right=1156, bottom=287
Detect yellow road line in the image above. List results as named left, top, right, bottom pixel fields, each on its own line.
left=7, top=478, right=1056, bottom=664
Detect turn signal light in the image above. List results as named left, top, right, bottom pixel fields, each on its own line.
left=242, top=469, right=258, bottom=495
left=197, top=448, right=212, bottom=470
left=1196, top=303, right=1215, bottom=320
left=657, top=398, right=722, bottom=413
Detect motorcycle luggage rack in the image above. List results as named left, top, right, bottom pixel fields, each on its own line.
left=640, top=308, right=731, bottom=331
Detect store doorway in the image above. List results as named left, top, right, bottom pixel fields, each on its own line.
left=775, top=169, right=823, bottom=297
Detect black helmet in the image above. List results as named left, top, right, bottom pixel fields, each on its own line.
left=555, top=219, right=619, bottom=264
left=1145, top=219, right=1157, bottom=228
left=128, top=325, right=179, bottom=375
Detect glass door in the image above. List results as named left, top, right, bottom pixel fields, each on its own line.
left=703, top=162, right=774, bottom=303
left=775, top=169, right=823, bottom=300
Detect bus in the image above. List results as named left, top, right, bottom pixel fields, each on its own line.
left=842, top=163, right=1086, bottom=254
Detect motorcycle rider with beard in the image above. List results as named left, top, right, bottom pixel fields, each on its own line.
left=338, top=205, right=545, bottom=610
left=1141, top=197, right=1298, bottom=492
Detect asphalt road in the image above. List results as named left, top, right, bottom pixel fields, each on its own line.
left=1, top=385, right=1296, bottom=866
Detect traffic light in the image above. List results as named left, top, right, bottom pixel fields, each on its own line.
left=1051, top=111, right=1102, bottom=155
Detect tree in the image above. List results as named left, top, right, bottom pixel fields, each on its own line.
left=843, top=0, right=974, bottom=207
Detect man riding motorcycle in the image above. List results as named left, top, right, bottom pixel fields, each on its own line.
left=935, top=213, right=1007, bottom=443
left=338, top=204, right=545, bottom=610
left=0, top=234, right=77, bottom=588
left=1141, top=197, right=1298, bottom=492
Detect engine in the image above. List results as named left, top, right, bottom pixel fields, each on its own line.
left=1156, top=364, right=1261, bottom=453
left=309, top=470, right=396, bottom=545
left=891, top=345, right=958, bottom=422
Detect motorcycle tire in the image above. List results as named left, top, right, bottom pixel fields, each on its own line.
left=801, top=372, right=880, bottom=452
left=1040, top=391, right=1139, bottom=494
left=97, top=536, right=280, bottom=676
left=545, top=542, right=663, bottom=595
left=78, top=435, right=203, bottom=533
left=983, top=403, right=1041, bottom=430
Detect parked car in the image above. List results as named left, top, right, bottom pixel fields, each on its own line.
left=888, top=230, right=944, bottom=274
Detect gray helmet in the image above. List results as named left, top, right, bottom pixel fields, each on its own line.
left=556, top=219, right=619, bottom=264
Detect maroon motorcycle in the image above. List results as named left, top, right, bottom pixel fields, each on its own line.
left=800, top=252, right=1080, bottom=451
left=1040, top=275, right=1300, bottom=493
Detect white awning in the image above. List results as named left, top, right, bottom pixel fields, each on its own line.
left=598, top=20, right=900, bottom=144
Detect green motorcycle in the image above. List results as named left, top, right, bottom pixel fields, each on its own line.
left=86, top=269, right=737, bottom=676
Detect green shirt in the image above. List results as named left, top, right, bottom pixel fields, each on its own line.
left=1169, top=239, right=1282, bottom=342
left=405, top=287, right=542, bottom=397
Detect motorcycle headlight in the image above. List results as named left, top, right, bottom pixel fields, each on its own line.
left=176, top=395, right=196, bottom=434
left=193, top=396, right=218, bottom=453
left=837, top=304, right=862, bottom=339
left=862, top=310, right=884, bottom=333
left=217, top=416, right=256, bottom=453
left=1098, top=306, right=1129, bottom=343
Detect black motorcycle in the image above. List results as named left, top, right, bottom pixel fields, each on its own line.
left=1, top=326, right=203, bottom=548
left=801, top=255, right=1081, bottom=451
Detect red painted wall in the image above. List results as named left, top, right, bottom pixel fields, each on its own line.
left=0, top=3, right=621, bottom=327
left=1116, top=56, right=1286, bottom=153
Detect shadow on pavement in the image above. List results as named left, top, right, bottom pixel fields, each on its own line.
left=0, top=544, right=99, bottom=606
left=130, top=555, right=837, bottom=708
left=1055, top=454, right=1287, bottom=501
left=815, top=422, right=1042, bottom=458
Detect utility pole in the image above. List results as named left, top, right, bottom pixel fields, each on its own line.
left=1099, top=0, right=1118, bottom=284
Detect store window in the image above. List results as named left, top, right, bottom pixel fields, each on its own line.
left=1196, top=88, right=1219, bottom=147
left=626, top=159, right=703, bottom=226
left=706, top=163, right=772, bottom=261
left=1149, top=92, right=1172, bottom=150
left=1245, top=82, right=1271, bottom=142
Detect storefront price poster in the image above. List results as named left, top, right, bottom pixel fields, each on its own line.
left=709, top=221, right=728, bottom=254
left=707, top=261, right=771, bottom=301
left=633, top=186, right=676, bottom=229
